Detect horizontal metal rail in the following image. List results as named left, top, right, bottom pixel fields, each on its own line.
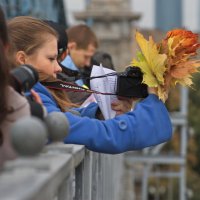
left=0, top=144, right=123, bottom=200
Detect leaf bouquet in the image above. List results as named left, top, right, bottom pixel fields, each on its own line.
left=131, top=29, right=200, bottom=102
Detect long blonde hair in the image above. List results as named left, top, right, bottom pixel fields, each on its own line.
left=7, top=16, right=76, bottom=111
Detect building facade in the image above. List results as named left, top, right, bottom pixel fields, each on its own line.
left=0, top=0, right=66, bottom=25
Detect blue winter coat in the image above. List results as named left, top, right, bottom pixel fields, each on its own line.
left=33, top=82, right=172, bottom=154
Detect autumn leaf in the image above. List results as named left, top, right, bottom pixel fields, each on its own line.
left=164, top=30, right=200, bottom=89
left=130, top=29, right=200, bottom=102
left=131, top=31, right=167, bottom=88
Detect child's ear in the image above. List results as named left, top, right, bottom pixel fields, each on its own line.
left=15, top=51, right=26, bottom=65
left=60, top=49, right=68, bottom=61
left=68, top=42, right=76, bottom=50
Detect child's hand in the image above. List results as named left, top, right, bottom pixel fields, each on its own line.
left=30, top=89, right=42, bottom=105
left=148, top=87, right=158, bottom=95
left=111, top=97, right=135, bottom=116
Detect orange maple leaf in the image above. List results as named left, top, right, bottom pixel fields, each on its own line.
left=132, top=29, right=200, bottom=102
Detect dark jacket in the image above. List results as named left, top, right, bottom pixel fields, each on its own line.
left=0, top=87, right=30, bottom=166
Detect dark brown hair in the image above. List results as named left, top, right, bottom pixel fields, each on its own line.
left=67, top=24, right=98, bottom=49
left=0, top=7, right=10, bottom=125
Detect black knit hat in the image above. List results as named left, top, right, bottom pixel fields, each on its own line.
left=44, top=20, right=68, bottom=56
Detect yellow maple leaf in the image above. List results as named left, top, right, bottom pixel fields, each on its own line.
left=130, top=29, right=200, bottom=102
left=131, top=31, right=167, bottom=88
left=167, top=37, right=176, bottom=57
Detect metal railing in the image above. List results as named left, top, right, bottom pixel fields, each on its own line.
left=0, top=143, right=124, bottom=200
left=125, top=87, right=188, bottom=200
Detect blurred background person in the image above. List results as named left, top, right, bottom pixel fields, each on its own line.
left=61, top=24, right=98, bottom=87
left=82, top=51, right=115, bottom=88
left=0, top=7, right=30, bottom=167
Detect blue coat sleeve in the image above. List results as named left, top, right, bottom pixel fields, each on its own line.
left=38, top=89, right=172, bottom=154
left=64, top=94, right=172, bottom=153
left=72, top=103, right=99, bottom=118
left=38, top=91, right=98, bottom=118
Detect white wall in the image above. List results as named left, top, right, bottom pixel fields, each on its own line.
left=63, top=0, right=85, bottom=25
left=182, top=0, right=199, bottom=32
left=131, top=0, right=155, bottom=29
left=132, top=0, right=200, bottom=31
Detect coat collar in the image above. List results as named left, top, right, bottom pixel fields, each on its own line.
left=33, top=82, right=54, bottom=100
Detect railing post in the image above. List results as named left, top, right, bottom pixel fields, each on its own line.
left=57, top=174, right=74, bottom=200
left=75, top=149, right=93, bottom=200
left=82, top=150, right=93, bottom=200
left=75, top=161, right=84, bottom=200
left=91, top=152, right=100, bottom=199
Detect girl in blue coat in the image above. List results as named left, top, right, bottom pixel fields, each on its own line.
left=7, top=16, right=172, bottom=154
